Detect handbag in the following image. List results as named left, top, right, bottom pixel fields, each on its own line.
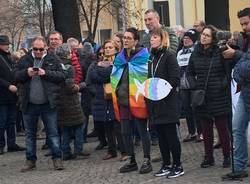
left=191, top=57, right=213, bottom=108
left=103, top=83, right=112, bottom=100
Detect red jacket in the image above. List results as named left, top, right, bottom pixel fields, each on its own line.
left=71, top=52, right=82, bottom=85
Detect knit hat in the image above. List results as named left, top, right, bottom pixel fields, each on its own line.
left=55, top=43, right=71, bottom=60
left=82, top=42, right=94, bottom=55
left=184, top=29, right=198, bottom=43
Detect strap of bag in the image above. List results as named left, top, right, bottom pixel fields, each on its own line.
left=203, top=56, right=214, bottom=90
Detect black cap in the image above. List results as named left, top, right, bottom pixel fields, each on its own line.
left=0, top=35, right=11, bottom=45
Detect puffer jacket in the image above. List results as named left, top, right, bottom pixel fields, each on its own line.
left=57, top=63, right=85, bottom=127
left=87, top=61, right=115, bottom=122
left=187, top=43, right=231, bottom=118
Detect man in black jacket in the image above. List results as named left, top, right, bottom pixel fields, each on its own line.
left=15, top=36, right=65, bottom=172
left=0, top=35, right=25, bottom=155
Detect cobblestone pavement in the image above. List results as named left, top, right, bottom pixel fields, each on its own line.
left=0, top=120, right=249, bottom=184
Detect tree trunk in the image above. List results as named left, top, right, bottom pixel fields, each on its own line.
left=205, top=0, right=230, bottom=30
left=51, top=0, right=82, bottom=42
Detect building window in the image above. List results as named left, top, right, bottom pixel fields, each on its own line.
left=153, top=1, right=170, bottom=26
left=100, top=29, right=111, bottom=44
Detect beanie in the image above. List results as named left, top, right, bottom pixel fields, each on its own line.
left=55, top=43, right=71, bottom=60
left=82, top=42, right=94, bottom=55
left=184, top=29, right=198, bottom=43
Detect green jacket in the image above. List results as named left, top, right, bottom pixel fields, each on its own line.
left=140, top=26, right=179, bottom=54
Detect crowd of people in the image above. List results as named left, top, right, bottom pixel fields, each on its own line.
left=0, top=7, right=250, bottom=180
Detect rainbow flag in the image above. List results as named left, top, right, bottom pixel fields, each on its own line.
left=110, top=48, right=149, bottom=121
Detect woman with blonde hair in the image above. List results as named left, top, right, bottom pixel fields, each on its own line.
left=87, top=39, right=124, bottom=160
left=146, top=28, right=184, bottom=178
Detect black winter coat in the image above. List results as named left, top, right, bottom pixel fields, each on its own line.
left=14, top=52, right=65, bottom=112
left=146, top=47, right=180, bottom=124
left=58, top=63, right=85, bottom=127
left=187, top=43, right=231, bottom=118
left=79, top=54, right=97, bottom=116
left=87, top=62, right=115, bottom=122
left=0, top=50, right=17, bottom=104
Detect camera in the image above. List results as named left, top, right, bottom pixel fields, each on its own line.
left=216, top=31, right=232, bottom=52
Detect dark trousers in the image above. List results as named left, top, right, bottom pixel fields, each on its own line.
left=120, top=118, right=150, bottom=159
left=155, top=123, right=181, bottom=166
left=201, top=115, right=231, bottom=159
left=0, top=104, right=17, bottom=148
left=95, top=122, right=107, bottom=145
left=16, top=109, right=25, bottom=132
left=114, top=123, right=126, bottom=155
left=95, top=121, right=116, bottom=155
left=180, top=89, right=202, bottom=135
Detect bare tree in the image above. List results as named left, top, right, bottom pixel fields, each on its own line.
left=78, top=0, right=122, bottom=40
left=10, top=0, right=54, bottom=37
left=0, top=1, right=28, bottom=50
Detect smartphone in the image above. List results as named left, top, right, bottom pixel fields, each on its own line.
left=33, top=67, right=39, bottom=71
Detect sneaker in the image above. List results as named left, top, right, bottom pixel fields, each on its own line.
left=200, top=157, right=215, bottom=168
left=20, top=160, right=36, bottom=172
left=7, top=144, right=26, bottom=152
left=183, top=134, right=196, bottom=142
left=52, top=158, right=64, bottom=170
left=167, top=165, right=184, bottom=179
left=154, top=164, right=172, bottom=177
left=119, top=160, right=138, bottom=173
left=222, top=156, right=231, bottom=168
left=222, top=170, right=248, bottom=180
left=139, top=158, right=152, bottom=174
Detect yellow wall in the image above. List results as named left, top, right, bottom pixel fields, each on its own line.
left=229, top=0, right=250, bottom=32
left=182, top=0, right=204, bottom=28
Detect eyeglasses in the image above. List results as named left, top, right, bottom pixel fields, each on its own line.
left=33, top=48, right=45, bottom=52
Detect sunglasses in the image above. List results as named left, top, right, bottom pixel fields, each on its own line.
left=33, top=47, right=45, bottom=52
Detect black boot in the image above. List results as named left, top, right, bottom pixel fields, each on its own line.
left=120, top=156, right=138, bottom=173
left=200, top=156, right=215, bottom=168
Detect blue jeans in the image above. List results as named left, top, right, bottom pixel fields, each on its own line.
left=23, top=103, right=62, bottom=160
left=0, top=104, right=16, bottom=148
left=61, top=124, right=84, bottom=155
left=232, top=94, right=250, bottom=172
